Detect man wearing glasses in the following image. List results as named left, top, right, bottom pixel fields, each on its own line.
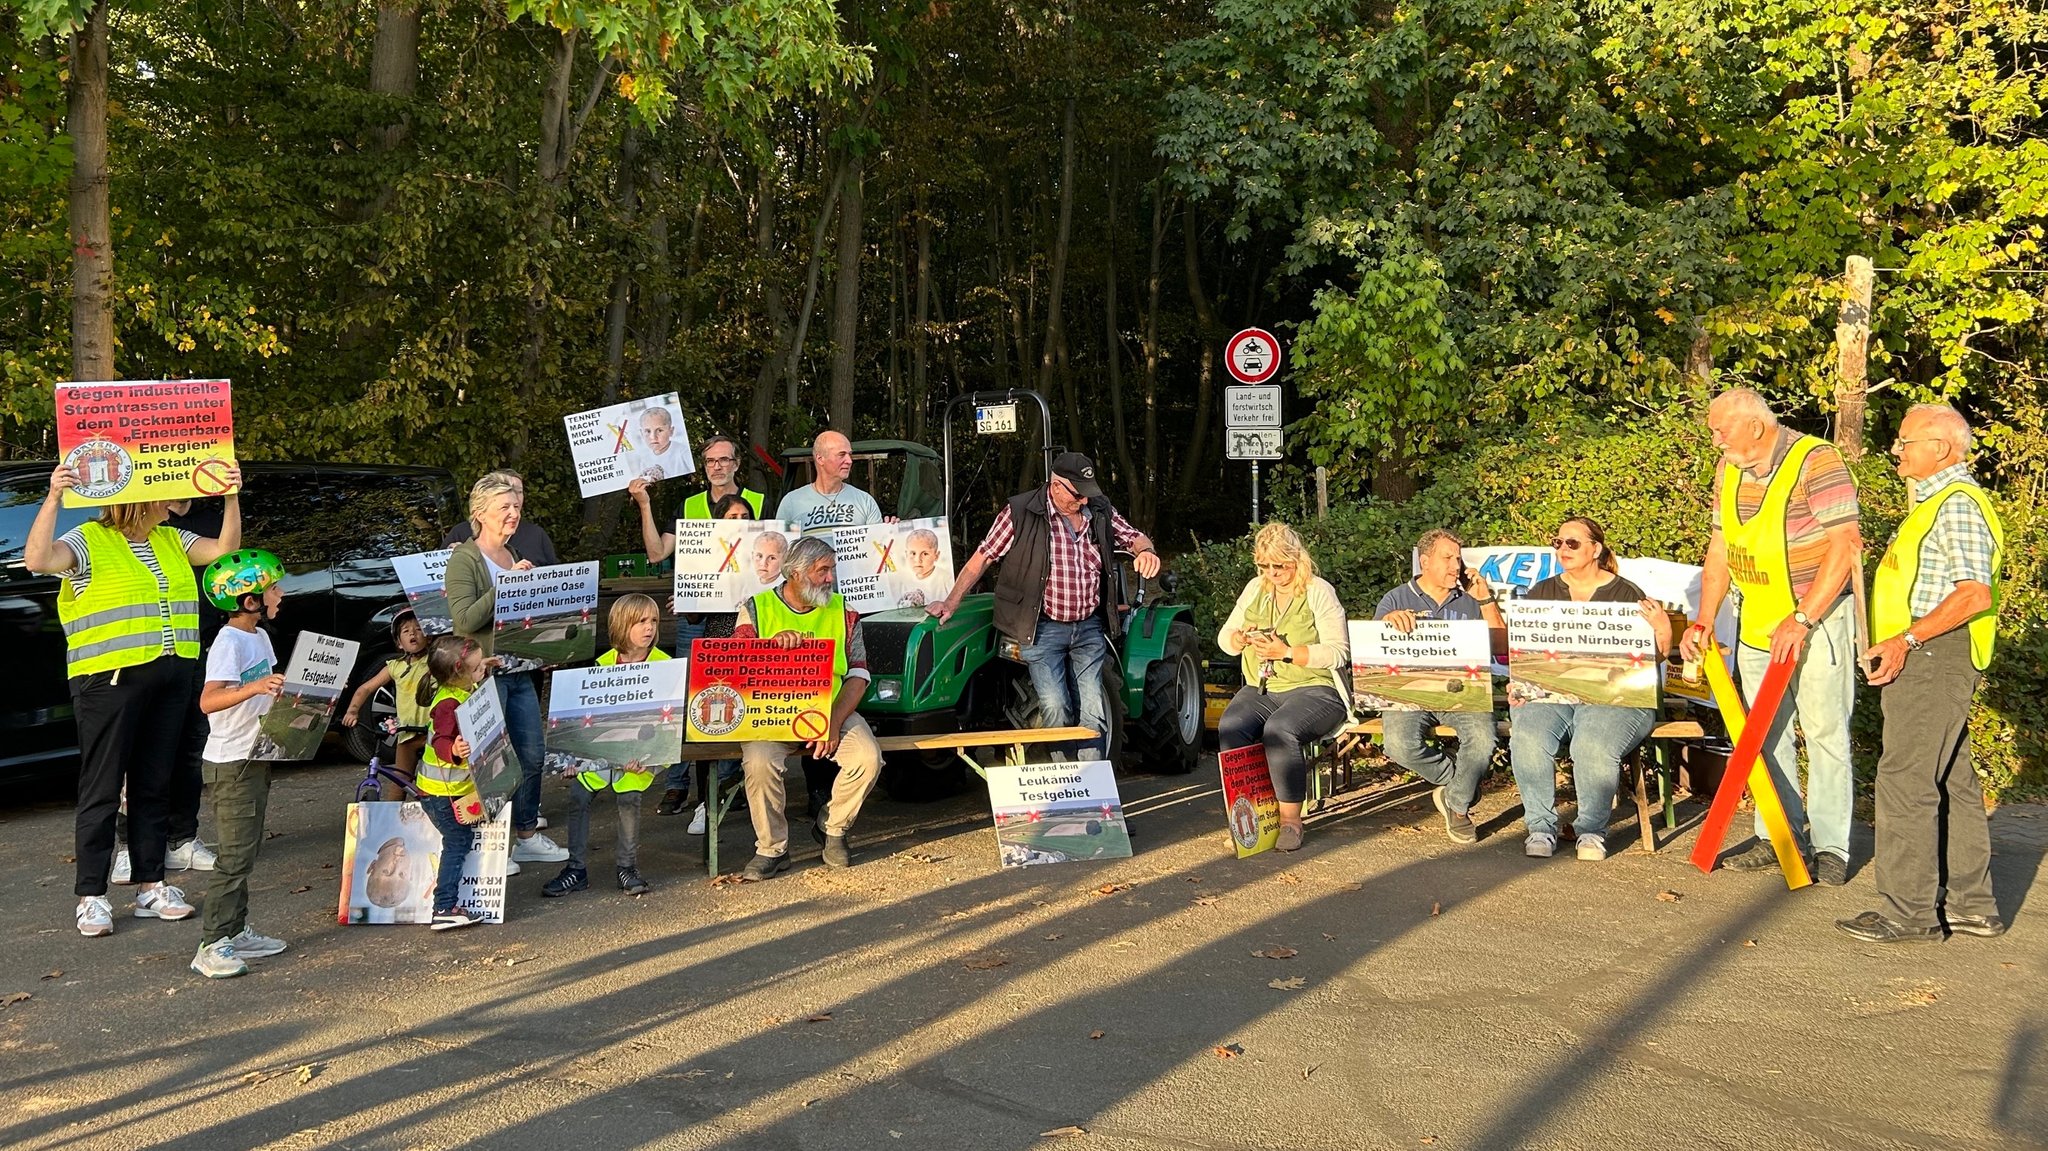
left=628, top=435, right=765, bottom=562
left=1680, top=388, right=1862, bottom=886
left=928, top=453, right=1160, bottom=761
left=1373, top=528, right=1506, bottom=844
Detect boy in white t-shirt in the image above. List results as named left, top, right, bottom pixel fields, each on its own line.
left=189, top=550, right=289, bottom=980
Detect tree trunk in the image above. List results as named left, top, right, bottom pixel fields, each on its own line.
left=67, top=0, right=114, bottom=382
left=1835, top=255, right=1874, bottom=461
left=1105, top=150, right=1139, bottom=512
left=1138, top=180, right=1170, bottom=527
left=510, top=29, right=582, bottom=464
left=911, top=187, right=931, bottom=444
left=748, top=167, right=791, bottom=490
left=828, top=151, right=864, bottom=432
left=637, top=158, right=674, bottom=390
left=583, top=121, right=640, bottom=545
left=368, top=3, right=421, bottom=152
left=1039, top=97, right=1080, bottom=449
left=1176, top=203, right=1219, bottom=501
left=785, top=157, right=847, bottom=409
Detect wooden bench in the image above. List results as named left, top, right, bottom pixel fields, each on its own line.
left=667, top=726, right=1099, bottom=875
left=1311, top=717, right=1705, bottom=854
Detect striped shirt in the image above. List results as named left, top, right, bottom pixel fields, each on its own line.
left=1906, top=464, right=1999, bottom=618
left=1709, top=433, right=1860, bottom=600
left=59, top=527, right=201, bottom=655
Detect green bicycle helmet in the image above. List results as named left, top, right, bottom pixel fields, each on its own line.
left=202, top=548, right=285, bottom=612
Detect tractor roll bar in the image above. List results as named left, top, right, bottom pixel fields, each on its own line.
left=941, top=389, right=1057, bottom=522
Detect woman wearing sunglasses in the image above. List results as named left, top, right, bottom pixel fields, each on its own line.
left=1509, top=516, right=1671, bottom=861
left=1216, top=523, right=1351, bottom=851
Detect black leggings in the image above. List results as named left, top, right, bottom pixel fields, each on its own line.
left=73, top=656, right=196, bottom=895
left=1218, top=684, right=1349, bottom=804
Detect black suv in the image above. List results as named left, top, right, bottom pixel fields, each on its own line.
left=0, top=462, right=461, bottom=783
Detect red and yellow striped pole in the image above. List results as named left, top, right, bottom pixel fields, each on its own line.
left=1689, top=641, right=1812, bottom=889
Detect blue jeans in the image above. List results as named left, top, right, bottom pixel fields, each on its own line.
left=495, top=671, right=546, bottom=834
left=1382, top=709, right=1497, bottom=815
left=1736, top=596, right=1856, bottom=861
left=1021, top=615, right=1112, bottom=760
left=1219, top=685, right=1349, bottom=803
left=1509, top=701, right=1656, bottom=838
left=418, top=794, right=475, bottom=914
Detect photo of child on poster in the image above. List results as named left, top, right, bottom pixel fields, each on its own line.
left=825, top=517, right=954, bottom=613
left=671, top=520, right=796, bottom=613
left=563, top=393, right=694, bottom=497
left=337, top=802, right=511, bottom=925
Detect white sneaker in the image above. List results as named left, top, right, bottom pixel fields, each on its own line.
left=534, top=816, right=549, bottom=830
left=111, top=849, right=133, bottom=885
left=687, top=803, right=708, bottom=835
left=134, top=883, right=196, bottom=920
left=511, top=833, right=569, bottom=863
left=1575, top=834, right=1608, bottom=862
left=503, top=857, right=522, bottom=876
left=190, top=938, right=247, bottom=979
left=167, top=838, right=219, bottom=872
left=1524, top=833, right=1557, bottom=859
left=229, top=924, right=287, bottom=958
left=77, top=896, right=114, bottom=937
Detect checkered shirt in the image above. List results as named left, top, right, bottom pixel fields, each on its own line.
left=1907, top=464, right=2000, bottom=618
left=976, top=502, right=1144, bottom=622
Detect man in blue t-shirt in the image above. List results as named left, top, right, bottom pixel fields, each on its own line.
left=1373, top=528, right=1507, bottom=844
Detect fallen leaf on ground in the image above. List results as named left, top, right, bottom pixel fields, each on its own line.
left=1183, top=875, right=1202, bottom=883
left=294, top=1063, right=319, bottom=1085
left=941, top=910, right=971, bottom=921
left=709, top=874, right=744, bottom=888
left=264, top=831, right=284, bottom=840
left=320, top=863, right=333, bottom=870
left=1095, top=883, right=1130, bottom=896
left=761, top=1015, right=786, bottom=1025
left=1422, top=1137, right=1438, bottom=1145
left=133, top=953, right=167, bottom=964
left=2002, top=962, right=2018, bottom=970
left=1191, top=896, right=1219, bottom=907
left=289, top=885, right=311, bottom=894
left=1301, top=1063, right=1319, bottom=1080
left=1742, top=939, right=1758, bottom=948
left=1430, top=902, right=1441, bottom=917
left=1268, top=977, right=1306, bottom=990
left=1252, top=946, right=1298, bottom=960
left=962, top=953, right=1008, bottom=971
left=902, top=851, right=946, bottom=864
left=1089, top=1030, right=1105, bottom=1040
left=1656, top=890, right=1683, bottom=903
left=1, top=992, right=30, bottom=1009
left=1321, top=933, right=1336, bottom=941
left=1043, top=933, right=1064, bottom=941
left=1278, top=872, right=1302, bottom=885
left=805, top=1013, right=834, bottom=1023
left=1040, top=1126, right=1087, bottom=1138
left=1213, top=1043, right=1244, bottom=1059
left=1338, top=882, right=1363, bottom=892
left=40, top=970, right=61, bottom=980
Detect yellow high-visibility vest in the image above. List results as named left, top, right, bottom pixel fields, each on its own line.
left=1872, top=482, right=2003, bottom=671
left=56, top=523, right=201, bottom=678
left=418, top=683, right=477, bottom=797
left=749, top=588, right=847, bottom=696
left=577, top=647, right=670, bottom=793
left=1718, top=434, right=1825, bottom=649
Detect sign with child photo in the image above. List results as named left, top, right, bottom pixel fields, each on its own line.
left=455, top=683, right=521, bottom=798
left=546, top=661, right=688, bottom=782
left=825, top=517, right=955, bottom=613
left=492, top=561, right=600, bottom=665
left=683, top=637, right=835, bottom=742
left=670, top=519, right=796, bottom=613
left=254, top=631, right=358, bottom=761
left=564, top=393, right=694, bottom=496
left=1503, top=601, right=1661, bottom=710
left=390, top=549, right=454, bottom=635
left=55, top=379, right=239, bottom=507
left=336, top=802, right=510, bottom=925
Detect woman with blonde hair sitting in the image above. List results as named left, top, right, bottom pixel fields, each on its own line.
left=1216, top=523, right=1350, bottom=851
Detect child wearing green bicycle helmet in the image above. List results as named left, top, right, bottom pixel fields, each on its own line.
left=190, top=548, right=289, bottom=979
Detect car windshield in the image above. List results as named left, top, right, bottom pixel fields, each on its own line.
left=0, top=476, right=95, bottom=571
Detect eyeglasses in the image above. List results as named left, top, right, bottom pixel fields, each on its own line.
left=1254, top=561, right=1290, bottom=572
left=1551, top=537, right=1588, bottom=551
left=704, top=455, right=738, bottom=465
left=1890, top=438, right=1937, bottom=452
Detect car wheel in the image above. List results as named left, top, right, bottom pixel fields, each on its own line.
left=342, top=681, right=398, bottom=765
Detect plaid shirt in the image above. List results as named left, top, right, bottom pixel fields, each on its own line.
left=976, top=501, right=1144, bottom=622
left=1907, top=464, right=2000, bottom=618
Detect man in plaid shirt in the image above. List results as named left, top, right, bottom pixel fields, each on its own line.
left=931, top=453, right=1161, bottom=760
left=1839, top=404, right=2007, bottom=945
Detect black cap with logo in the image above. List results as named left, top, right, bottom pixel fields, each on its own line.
left=1050, top=452, right=1105, bottom=501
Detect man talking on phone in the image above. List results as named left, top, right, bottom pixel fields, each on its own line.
left=1373, top=528, right=1507, bottom=843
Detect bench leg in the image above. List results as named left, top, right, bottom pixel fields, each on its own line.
left=1658, top=740, right=1678, bottom=830
left=702, top=767, right=719, bottom=878
left=1630, top=750, right=1657, bottom=854
left=960, top=747, right=989, bottom=781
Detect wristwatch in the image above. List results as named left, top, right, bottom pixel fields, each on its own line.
left=1903, top=631, right=1924, bottom=651
left=1793, top=609, right=1816, bottom=630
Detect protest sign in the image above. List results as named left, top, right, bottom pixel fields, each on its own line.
left=253, top=631, right=358, bottom=761
left=337, top=802, right=510, bottom=925
left=1347, top=619, right=1493, bottom=713
left=56, top=379, right=238, bottom=507
left=390, top=548, right=453, bottom=635
left=545, top=660, right=688, bottom=783
left=563, top=393, right=694, bottom=496
left=455, top=681, right=521, bottom=798
left=1613, top=555, right=1735, bottom=703
left=826, top=517, right=955, bottom=613
left=1503, top=600, right=1661, bottom=710
left=671, top=519, right=795, bottom=612
left=1218, top=745, right=1280, bottom=858
left=684, top=637, right=835, bottom=742
left=987, top=760, right=1133, bottom=868
left=492, top=561, right=599, bottom=665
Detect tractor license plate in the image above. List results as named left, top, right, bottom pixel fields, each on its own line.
left=975, top=403, right=1018, bottom=435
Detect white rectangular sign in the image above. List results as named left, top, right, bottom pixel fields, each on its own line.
left=1503, top=600, right=1660, bottom=710
left=1225, top=384, right=1283, bottom=428
left=975, top=403, right=1018, bottom=435
left=390, top=548, right=453, bottom=635
left=545, top=660, right=689, bottom=783
left=826, top=517, right=956, bottom=613
left=255, top=631, right=358, bottom=761
left=1347, top=619, right=1493, bottom=713
left=563, top=392, right=694, bottom=496
left=338, top=802, right=510, bottom=926
left=1224, top=427, right=1284, bottom=460
left=986, top=760, right=1133, bottom=869
left=492, top=561, right=600, bottom=665
left=672, top=519, right=796, bottom=613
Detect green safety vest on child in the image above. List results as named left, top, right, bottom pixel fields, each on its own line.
left=418, top=683, right=477, bottom=797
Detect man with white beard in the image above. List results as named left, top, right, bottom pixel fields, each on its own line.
left=729, top=536, right=880, bottom=880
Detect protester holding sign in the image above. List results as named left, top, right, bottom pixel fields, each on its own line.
left=1508, top=518, right=1670, bottom=862
left=24, top=461, right=245, bottom=939
left=656, top=491, right=754, bottom=819
left=730, top=536, right=882, bottom=880
left=1215, top=524, right=1350, bottom=852
left=444, top=473, right=570, bottom=868
left=1374, top=528, right=1506, bottom=845
left=443, top=469, right=560, bottom=566
left=415, top=636, right=496, bottom=930
left=629, top=434, right=766, bottom=566
left=1680, top=388, right=1860, bottom=886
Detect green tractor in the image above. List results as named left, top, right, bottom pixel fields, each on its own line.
left=774, top=390, right=1205, bottom=798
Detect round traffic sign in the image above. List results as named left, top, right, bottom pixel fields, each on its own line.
left=1226, top=328, right=1282, bottom=384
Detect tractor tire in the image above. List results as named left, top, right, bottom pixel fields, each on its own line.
left=1129, top=619, right=1202, bottom=775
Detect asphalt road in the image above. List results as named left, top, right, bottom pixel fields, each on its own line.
left=2, top=755, right=2043, bottom=1151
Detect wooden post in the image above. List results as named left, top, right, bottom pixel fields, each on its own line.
left=1316, top=466, right=1329, bottom=519
left=1835, top=255, right=1874, bottom=460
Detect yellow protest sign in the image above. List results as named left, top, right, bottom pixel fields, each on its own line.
left=684, top=638, right=836, bottom=742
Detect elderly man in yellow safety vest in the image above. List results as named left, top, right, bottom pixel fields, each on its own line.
left=1680, top=388, right=1862, bottom=887
left=1836, top=404, right=2006, bottom=945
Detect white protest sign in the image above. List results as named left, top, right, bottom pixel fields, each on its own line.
left=492, top=561, right=600, bottom=665
left=390, top=548, right=453, bottom=635
left=256, top=631, right=359, bottom=761
left=1503, top=600, right=1660, bottom=710
left=826, top=517, right=955, bottom=613
left=455, top=680, right=521, bottom=798
left=545, top=660, right=688, bottom=784
left=986, top=759, right=1133, bottom=869
left=1347, top=619, right=1493, bottom=714
left=563, top=392, right=694, bottom=496
left=338, top=802, right=510, bottom=925
left=671, top=519, right=795, bottom=612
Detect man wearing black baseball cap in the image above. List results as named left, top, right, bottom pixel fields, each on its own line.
left=929, top=452, right=1161, bottom=760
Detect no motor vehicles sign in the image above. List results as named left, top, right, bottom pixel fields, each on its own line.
left=1225, top=328, right=1281, bottom=384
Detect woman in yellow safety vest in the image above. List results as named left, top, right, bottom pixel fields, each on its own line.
left=24, top=461, right=246, bottom=939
